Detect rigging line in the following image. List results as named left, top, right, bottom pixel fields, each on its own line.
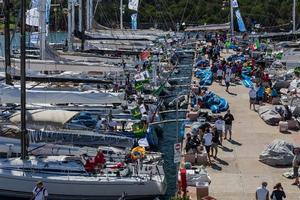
left=180, top=0, right=189, bottom=24
left=160, top=0, right=176, bottom=29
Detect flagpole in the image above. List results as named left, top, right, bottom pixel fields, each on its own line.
left=293, top=0, right=296, bottom=33
left=120, top=0, right=123, bottom=29
left=230, top=0, right=234, bottom=37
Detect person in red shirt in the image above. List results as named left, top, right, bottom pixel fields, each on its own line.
left=84, top=158, right=95, bottom=173
left=94, top=148, right=106, bottom=171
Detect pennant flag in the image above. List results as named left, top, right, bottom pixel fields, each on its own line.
left=153, top=83, right=165, bottom=97
left=26, top=8, right=39, bottom=26
left=232, top=0, right=239, bottom=8
left=134, top=79, right=150, bottom=91
left=128, top=0, right=139, bottom=11
left=131, top=13, right=138, bottom=30
left=131, top=106, right=142, bottom=119
left=30, top=32, right=40, bottom=44
left=235, top=9, right=246, bottom=32
left=132, top=123, right=147, bottom=138
left=253, top=40, right=261, bottom=50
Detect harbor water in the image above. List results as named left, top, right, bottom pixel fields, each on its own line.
left=0, top=34, right=194, bottom=200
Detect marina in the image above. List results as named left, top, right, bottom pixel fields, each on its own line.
left=0, top=0, right=300, bottom=200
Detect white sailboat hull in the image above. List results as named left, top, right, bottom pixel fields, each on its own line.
left=0, top=171, right=166, bottom=199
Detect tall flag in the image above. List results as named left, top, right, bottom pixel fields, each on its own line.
left=235, top=9, right=246, bottom=32
left=128, top=0, right=139, bottom=11
left=131, top=13, right=138, bottom=30
left=232, top=0, right=239, bottom=8
left=26, top=0, right=52, bottom=26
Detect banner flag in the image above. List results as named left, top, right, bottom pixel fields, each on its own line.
left=235, top=9, right=246, bottom=32
left=128, top=0, right=139, bottom=11
left=131, top=13, right=138, bottom=30
left=232, top=0, right=239, bottom=8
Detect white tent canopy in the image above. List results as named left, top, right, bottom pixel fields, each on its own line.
left=0, top=84, right=125, bottom=104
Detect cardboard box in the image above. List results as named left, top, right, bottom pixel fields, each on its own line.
left=196, top=153, right=208, bottom=165
left=187, top=111, right=200, bottom=121
left=196, top=182, right=209, bottom=200
left=184, top=153, right=196, bottom=165
left=279, top=121, right=288, bottom=132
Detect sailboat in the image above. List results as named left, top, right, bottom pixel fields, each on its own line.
left=0, top=1, right=167, bottom=199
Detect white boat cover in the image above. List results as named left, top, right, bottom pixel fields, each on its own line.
left=259, top=139, right=295, bottom=166
left=9, top=109, right=78, bottom=127
left=0, top=84, right=125, bottom=104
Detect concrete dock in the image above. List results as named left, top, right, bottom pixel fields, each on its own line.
left=182, top=50, right=300, bottom=200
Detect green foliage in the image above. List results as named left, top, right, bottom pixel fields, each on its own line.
left=93, top=0, right=299, bottom=30
left=6, top=0, right=299, bottom=31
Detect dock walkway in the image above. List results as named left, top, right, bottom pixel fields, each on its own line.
left=184, top=50, right=300, bottom=200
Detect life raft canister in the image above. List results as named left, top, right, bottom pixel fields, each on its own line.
left=131, top=146, right=146, bottom=160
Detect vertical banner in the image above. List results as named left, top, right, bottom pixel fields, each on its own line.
left=128, top=0, right=139, bottom=11
left=235, top=9, right=246, bottom=32
left=232, top=0, right=239, bottom=8
left=131, top=13, right=138, bottom=30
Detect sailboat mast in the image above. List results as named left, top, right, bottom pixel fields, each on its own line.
left=4, top=0, right=12, bottom=85
left=39, top=0, right=46, bottom=60
left=120, top=0, right=123, bottom=29
left=67, top=0, right=73, bottom=51
left=20, top=0, right=28, bottom=159
left=293, top=0, right=296, bottom=33
left=230, top=0, right=234, bottom=36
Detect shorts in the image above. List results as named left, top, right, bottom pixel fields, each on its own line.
left=217, top=76, right=222, bottom=81
left=205, top=145, right=211, bottom=153
left=294, top=167, right=299, bottom=177
left=256, top=96, right=263, bottom=102
left=212, top=142, right=218, bottom=149
left=250, top=98, right=256, bottom=103
left=225, top=124, right=232, bottom=132
left=217, top=130, right=223, bottom=136
left=225, top=82, right=230, bottom=87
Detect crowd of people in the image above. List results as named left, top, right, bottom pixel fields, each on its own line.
left=187, top=33, right=300, bottom=198
left=185, top=110, right=235, bottom=165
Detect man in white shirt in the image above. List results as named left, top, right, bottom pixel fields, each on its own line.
left=203, top=128, right=213, bottom=164
left=255, top=182, right=269, bottom=200
left=249, top=86, right=257, bottom=110
left=214, top=116, right=225, bottom=145
left=217, top=68, right=224, bottom=85
left=32, top=181, right=48, bottom=200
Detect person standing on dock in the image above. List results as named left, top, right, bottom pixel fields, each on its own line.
left=249, top=86, right=257, bottom=110
left=291, top=148, right=300, bottom=186
left=255, top=181, right=269, bottom=200
left=32, top=181, right=48, bottom=200
left=224, top=110, right=234, bottom=140
left=215, top=116, right=225, bottom=145
left=203, top=128, right=213, bottom=165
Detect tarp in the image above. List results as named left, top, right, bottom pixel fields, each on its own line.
left=0, top=84, right=125, bottom=104
left=259, top=139, right=295, bottom=166
left=10, top=109, right=78, bottom=128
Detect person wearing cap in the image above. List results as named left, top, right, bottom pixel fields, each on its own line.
left=32, top=181, right=48, bottom=200
left=223, top=110, right=234, bottom=140
left=255, top=181, right=269, bottom=200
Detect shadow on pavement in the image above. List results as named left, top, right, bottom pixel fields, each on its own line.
left=220, top=145, right=233, bottom=152
left=228, top=139, right=242, bottom=146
